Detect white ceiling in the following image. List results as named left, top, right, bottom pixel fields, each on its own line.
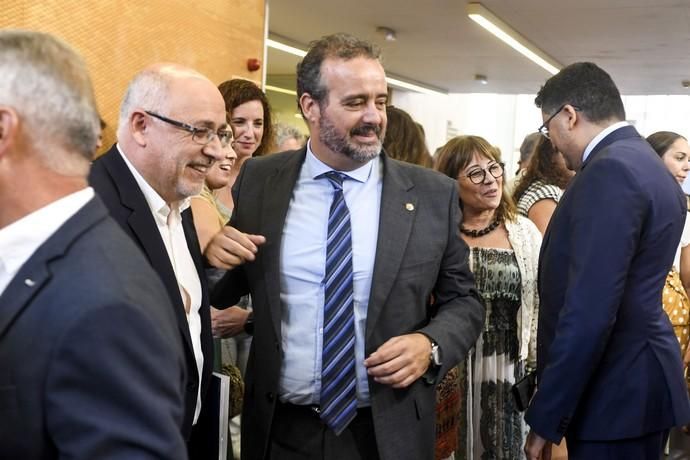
left=266, top=0, right=690, bottom=95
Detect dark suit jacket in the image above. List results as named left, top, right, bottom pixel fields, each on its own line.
left=213, top=149, right=484, bottom=460
left=0, top=197, right=187, bottom=459
left=526, top=125, right=690, bottom=443
left=89, top=144, right=213, bottom=439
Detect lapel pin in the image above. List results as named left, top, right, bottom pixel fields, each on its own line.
left=405, top=203, right=415, bottom=211
left=24, top=278, right=35, bottom=287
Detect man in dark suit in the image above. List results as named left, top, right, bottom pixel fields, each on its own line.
left=0, top=31, right=186, bottom=459
left=524, top=62, right=690, bottom=459
left=89, top=63, right=253, bottom=458
left=209, top=33, right=484, bottom=460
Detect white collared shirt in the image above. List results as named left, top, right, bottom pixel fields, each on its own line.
left=582, top=121, right=629, bottom=164
left=0, top=188, right=94, bottom=295
left=117, top=144, right=204, bottom=424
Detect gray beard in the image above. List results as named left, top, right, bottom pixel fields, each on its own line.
left=319, top=115, right=383, bottom=164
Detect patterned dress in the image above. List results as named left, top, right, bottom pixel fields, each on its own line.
left=516, top=180, right=563, bottom=217
left=459, top=247, right=525, bottom=460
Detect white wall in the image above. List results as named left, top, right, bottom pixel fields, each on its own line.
left=392, top=91, right=690, bottom=185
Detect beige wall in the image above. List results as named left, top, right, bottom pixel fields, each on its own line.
left=2, top=0, right=266, bottom=153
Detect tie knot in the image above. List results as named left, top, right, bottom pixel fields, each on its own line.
left=323, top=171, right=347, bottom=191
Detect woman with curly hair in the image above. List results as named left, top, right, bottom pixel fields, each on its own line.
left=512, top=136, right=574, bottom=234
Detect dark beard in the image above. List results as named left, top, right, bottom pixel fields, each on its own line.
left=319, top=113, right=383, bottom=164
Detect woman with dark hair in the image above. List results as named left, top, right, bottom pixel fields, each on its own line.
left=435, top=135, right=541, bottom=460
left=218, top=79, right=274, bottom=157
left=383, top=105, right=432, bottom=167
left=647, top=131, right=690, bottom=370
left=512, top=136, right=574, bottom=234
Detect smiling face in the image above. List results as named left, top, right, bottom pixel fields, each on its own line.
left=304, top=56, right=388, bottom=170
left=230, top=99, right=264, bottom=160
left=205, top=137, right=237, bottom=190
left=144, top=76, right=227, bottom=202
left=661, top=137, right=690, bottom=184
left=457, top=153, right=503, bottom=215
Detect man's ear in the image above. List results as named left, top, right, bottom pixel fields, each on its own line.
left=299, top=93, right=321, bottom=127
left=563, top=104, right=579, bottom=130
left=129, top=110, right=149, bottom=147
left=0, top=106, right=20, bottom=159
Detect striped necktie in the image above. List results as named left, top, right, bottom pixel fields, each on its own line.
left=320, top=171, right=357, bottom=435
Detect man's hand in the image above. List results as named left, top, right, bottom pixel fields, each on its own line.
left=524, top=430, right=551, bottom=460
left=205, top=226, right=265, bottom=270
left=210, top=306, right=250, bottom=338
left=363, top=333, right=432, bottom=388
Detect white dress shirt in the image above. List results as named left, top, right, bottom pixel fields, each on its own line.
left=582, top=121, right=629, bottom=164
left=278, top=141, right=382, bottom=406
left=0, top=188, right=94, bottom=296
left=118, top=145, right=204, bottom=424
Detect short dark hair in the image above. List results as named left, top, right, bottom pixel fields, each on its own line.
left=296, top=33, right=381, bottom=107
left=535, top=62, right=625, bottom=123
left=217, top=79, right=274, bottom=156
left=383, top=106, right=432, bottom=168
left=646, top=131, right=686, bottom=158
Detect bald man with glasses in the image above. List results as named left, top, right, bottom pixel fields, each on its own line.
left=89, top=63, right=264, bottom=459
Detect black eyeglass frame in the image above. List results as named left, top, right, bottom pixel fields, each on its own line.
left=537, top=104, right=581, bottom=139
left=144, top=110, right=233, bottom=147
left=460, top=162, right=505, bottom=185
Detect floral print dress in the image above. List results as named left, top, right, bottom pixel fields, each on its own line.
left=459, top=247, right=525, bottom=460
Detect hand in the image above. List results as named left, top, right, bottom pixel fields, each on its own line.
left=363, top=333, right=432, bottom=388
left=210, top=306, right=250, bottom=338
left=524, top=430, right=552, bottom=460
left=205, top=226, right=265, bottom=270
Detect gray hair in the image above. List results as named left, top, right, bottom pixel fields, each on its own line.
left=117, top=68, right=170, bottom=140
left=274, top=122, right=304, bottom=148
left=0, top=30, right=100, bottom=171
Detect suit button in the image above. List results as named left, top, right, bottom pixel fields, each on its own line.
left=266, top=392, right=275, bottom=402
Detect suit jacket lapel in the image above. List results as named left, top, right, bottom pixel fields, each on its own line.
left=0, top=198, right=106, bottom=338
left=366, top=155, right=417, bottom=341
left=100, top=148, right=194, bottom=352
left=259, top=149, right=306, bottom=340
left=580, top=125, right=641, bottom=170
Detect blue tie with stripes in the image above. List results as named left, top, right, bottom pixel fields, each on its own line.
left=320, top=171, right=357, bottom=435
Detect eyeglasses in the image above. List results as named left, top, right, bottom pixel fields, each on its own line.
left=537, top=104, right=581, bottom=139
left=461, top=162, right=504, bottom=185
left=144, top=110, right=233, bottom=147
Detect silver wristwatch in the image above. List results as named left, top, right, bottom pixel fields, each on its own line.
left=430, top=340, right=442, bottom=366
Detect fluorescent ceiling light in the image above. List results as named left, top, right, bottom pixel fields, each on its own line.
left=266, top=38, right=306, bottom=57
left=385, top=76, right=446, bottom=95
left=467, top=3, right=562, bottom=75
left=265, top=84, right=297, bottom=96
left=267, top=36, right=447, bottom=96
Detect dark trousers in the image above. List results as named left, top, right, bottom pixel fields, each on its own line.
left=566, top=430, right=669, bottom=460
left=268, top=401, right=380, bottom=460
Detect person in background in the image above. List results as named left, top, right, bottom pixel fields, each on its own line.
left=383, top=105, right=432, bottom=168
left=647, top=131, right=690, bottom=369
left=524, top=62, right=690, bottom=460
left=515, top=132, right=540, bottom=176
left=512, top=136, right=574, bottom=234
left=213, top=78, right=276, bottom=457
left=0, top=30, right=186, bottom=460
left=273, top=122, right=305, bottom=152
left=435, top=135, right=541, bottom=460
